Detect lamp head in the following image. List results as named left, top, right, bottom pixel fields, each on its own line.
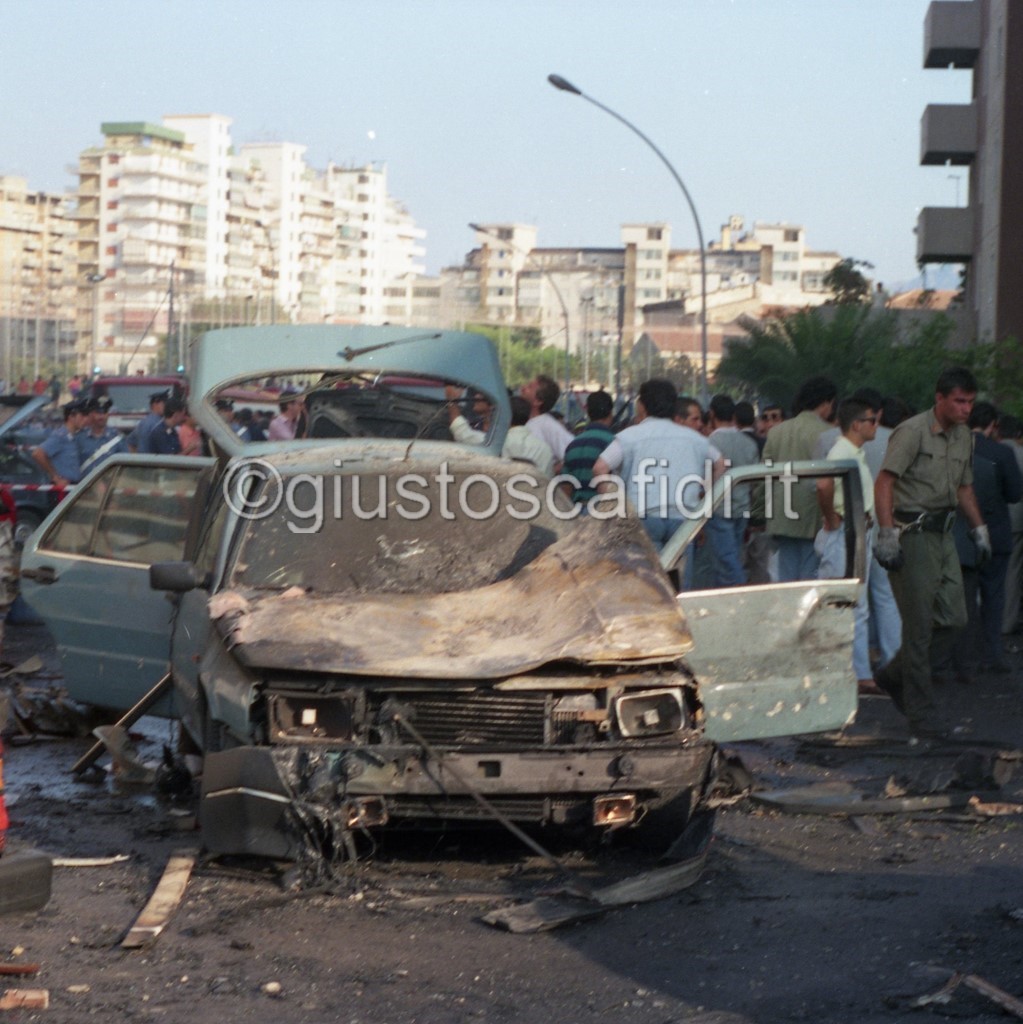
left=547, top=74, right=581, bottom=96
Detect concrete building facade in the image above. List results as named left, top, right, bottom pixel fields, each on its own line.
left=917, top=0, right=1023, bottom=343
left=0, top=175, right=77, bottom=382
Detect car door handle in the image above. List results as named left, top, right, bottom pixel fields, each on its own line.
left=21, top=565, right=57, bottom=584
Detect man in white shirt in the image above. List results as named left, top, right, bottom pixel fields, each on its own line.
left=520, top=375, right=573, bottom=470
left=503, top=396, right=554, bottom=476
left=593, top=378, right=723, bottom=555
left=817, top=397, right=879, bottom=690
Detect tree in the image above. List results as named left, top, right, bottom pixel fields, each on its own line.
left=823, top=258, right=874, bottom=305
left=715, top=305, right=962, bottom=415
left=715, top=306, right=893, bottom=411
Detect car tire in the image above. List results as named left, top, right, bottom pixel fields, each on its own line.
left=0, top=849, right=52, bottom=916
left=13, top=510, right=42, bottom=549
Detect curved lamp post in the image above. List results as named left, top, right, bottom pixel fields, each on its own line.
left=468, top=222, right=572, bottom=401
left=547, top=73, right=709, bottom=404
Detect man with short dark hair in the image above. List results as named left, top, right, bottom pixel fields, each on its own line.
left=949, top=401, right=1022, bottom=676
left=502, top=395, right=554, bottom=475
left=674, top=396, right=703, bottom=432
left=593, top=378, right=724, bottom=555
left=150, top=397, right=187, bottom=455
left=127, top=390, right=168, bottom=454
left=520, top=374, right=573, bottom=469
left=563, top=390, right=615, bottom=504
left=268, top=396, right=302, bottom=440
left=762, top=376, right=838, bottom=581
left=33, top=399, right=87, bottom=487
left=705, top=393, right=759, bottom=585
left=77, top=396, right=128, bottom=474
left=874, top=366, right=989, bottom=739
left=817, top=397, right=879, bottom=690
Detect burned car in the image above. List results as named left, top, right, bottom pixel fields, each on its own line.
left=21, top=326, right=863, bottom=864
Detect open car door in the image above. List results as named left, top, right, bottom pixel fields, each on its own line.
left=20, top=454, right=213, bottom=714
left=661, top=460, right=865, bottom=743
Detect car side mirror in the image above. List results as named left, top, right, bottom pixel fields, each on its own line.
left=150, top=561, right=209, bottom=593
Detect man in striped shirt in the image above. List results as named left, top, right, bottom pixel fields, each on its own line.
left=563, top=391, right=615, bottom=505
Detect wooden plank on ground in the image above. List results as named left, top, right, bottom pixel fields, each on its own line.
left=121, top=848, right=197, bottom=950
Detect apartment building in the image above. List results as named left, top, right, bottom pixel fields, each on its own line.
left=0, top=175, right=77, bottom=379
left=916, top=0, right=1023, bottom=342
left=452, top=217, right=842, bottom=368
left=76, top=122, right=205, bottom=373
left=72, top=116, right=429, bottom=372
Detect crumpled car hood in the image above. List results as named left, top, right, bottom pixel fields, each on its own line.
left=209, top=519, right=693, bottom=679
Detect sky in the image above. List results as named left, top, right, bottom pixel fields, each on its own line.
left=1, top=0, right=971, bottom=291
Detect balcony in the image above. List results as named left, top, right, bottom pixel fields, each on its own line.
left=921, top=103, right=977, bottom=164
left=916, top=206, right=973, bottom=263
left=924, top=1, right=981, bottom=68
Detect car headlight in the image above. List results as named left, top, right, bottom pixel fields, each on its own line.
left=613, top=688, right=685, bottom=737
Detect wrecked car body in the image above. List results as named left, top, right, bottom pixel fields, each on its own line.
left=21, top=325, right=863, bottom=864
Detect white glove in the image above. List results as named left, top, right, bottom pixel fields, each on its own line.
left=875, top=526, right=904, bottom=571
left=971, top=524, right=992, bottom=565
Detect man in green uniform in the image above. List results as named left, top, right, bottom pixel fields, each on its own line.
left=874, top=367, right=990, bottom=739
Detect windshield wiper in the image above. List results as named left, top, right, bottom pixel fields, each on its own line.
left=339, top=331, right=442, bottom=361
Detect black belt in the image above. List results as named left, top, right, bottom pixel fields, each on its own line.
left=894, top=509, right=956, bottom=534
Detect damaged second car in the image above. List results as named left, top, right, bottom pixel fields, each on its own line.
left=21, top=325, right=865, bottom=876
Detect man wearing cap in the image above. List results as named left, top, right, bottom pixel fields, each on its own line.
left=149, top=397, right=187, bottom=455
left=127, top=390, right=168, bottom=454
left=33, top=399, right=87, bottom=487
left=77, top=396, right=128, bottom=474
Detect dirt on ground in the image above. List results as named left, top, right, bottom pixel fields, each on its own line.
left=1, top=621, right=1022, bottom=1024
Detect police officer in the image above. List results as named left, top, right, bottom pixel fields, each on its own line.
left=127, top=390, right=168, bottom=454
left=874, top=366, right=990, bottom=740
left=33, top=398, right=87, bottom=487
left=149, top=396, right=187, bottom=455
left=77, top=396, right=128, bottom=474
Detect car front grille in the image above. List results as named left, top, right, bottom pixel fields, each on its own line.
left=374, top=691, right=550, bottom=747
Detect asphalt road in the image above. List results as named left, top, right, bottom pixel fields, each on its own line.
left=2, top=621, right=1022, bottom=1024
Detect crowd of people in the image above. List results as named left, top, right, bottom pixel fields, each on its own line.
left=489, top=367, right=1019, bottom=744
left=27, top=364, right=1019, bottom=743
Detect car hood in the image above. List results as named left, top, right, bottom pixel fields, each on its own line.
left=192, top=325, right=510, bottom=458
left=208, top=517, right=693, bottom=679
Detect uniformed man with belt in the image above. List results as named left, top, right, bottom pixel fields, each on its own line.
left=32, top=398, right=87, bottom=488
left=874, top=366, right=989, bottom=739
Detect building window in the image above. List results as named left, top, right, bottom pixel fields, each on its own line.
left=106, top=200, right=118, bottom=210
left=107, top=177, right=119, bottom=187
left=784, top=229, right=799, bottom=242
left=647, top=227, right=663, bottom=241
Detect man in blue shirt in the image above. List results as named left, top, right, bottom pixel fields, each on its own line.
left=77, top=396, right=128, bottom=475
left=149, top=397, right=187, bottom=455
left=33, top=399, right=87, bottom=487
left=127, top=390, right=168, bottom=453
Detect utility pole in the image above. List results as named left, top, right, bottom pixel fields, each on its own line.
left=166, top=261, right=175, bottom=374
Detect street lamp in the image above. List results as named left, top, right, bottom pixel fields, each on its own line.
left=85, top=272, right=105, bottom=377
left=547, top=73, right=709, bottom=405
left=468, top=223, right=572, bottom=402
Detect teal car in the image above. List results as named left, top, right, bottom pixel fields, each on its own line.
left=21, top=326, right=864, bottom=863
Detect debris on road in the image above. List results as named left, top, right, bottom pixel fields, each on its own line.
left=121, top=848, right=197, bottom=950
left=0, top=988, right=49, bottom=1010
left=483, top=811, right=713, bottom=933
left=899, top=965, right=1023, bottom=1019
left=52, top=854, right=131, bottom=868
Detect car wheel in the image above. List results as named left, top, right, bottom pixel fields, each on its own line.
left=13, top=511, right=42, bottom=549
